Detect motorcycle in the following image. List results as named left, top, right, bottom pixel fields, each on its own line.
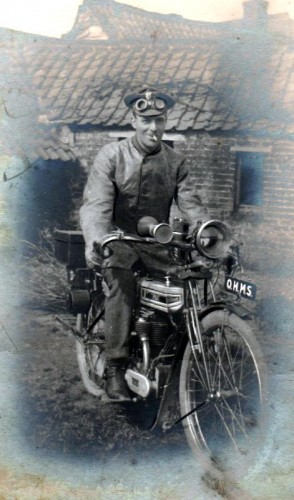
left=55, top=217, right=265, bottom=473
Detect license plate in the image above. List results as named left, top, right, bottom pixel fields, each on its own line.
left=224, top=276, right=257, bottom=301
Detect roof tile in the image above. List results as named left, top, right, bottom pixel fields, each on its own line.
left=2, top=19, right=293, bottom=136
left=66, top=0, right=225, bottom=44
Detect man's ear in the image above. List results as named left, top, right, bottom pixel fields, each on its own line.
left=131, top=115, right=137, bottom=130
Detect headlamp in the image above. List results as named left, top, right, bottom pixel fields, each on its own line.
left=193, top=220, right=232, bottom=260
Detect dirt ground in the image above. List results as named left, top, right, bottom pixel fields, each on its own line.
left=0, top=258, right=294, bottom=499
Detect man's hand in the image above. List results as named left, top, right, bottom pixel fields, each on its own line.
left=94, top=241, right=111, bottom=259
left=85, top=243, right=102, bottom=268
left=85, top=241, right=112, bottom=268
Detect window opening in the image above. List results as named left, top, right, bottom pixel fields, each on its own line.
left=235, top=152, right=264, bottom=208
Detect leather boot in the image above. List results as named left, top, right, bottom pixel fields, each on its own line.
left=105, top=359, right=131, bottom=401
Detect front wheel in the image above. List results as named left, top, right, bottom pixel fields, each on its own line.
left=179, top=310, right=266, bottom=475
left=75, top=294, right=106, bottom=397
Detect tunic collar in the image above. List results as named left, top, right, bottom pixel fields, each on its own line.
left=132, top=135, right=162, bottom=157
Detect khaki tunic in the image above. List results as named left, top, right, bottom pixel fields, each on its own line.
left=80, top=136, right=205, bottom=254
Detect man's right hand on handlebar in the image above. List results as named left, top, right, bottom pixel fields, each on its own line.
left=85, top=240, right=111, bottom=268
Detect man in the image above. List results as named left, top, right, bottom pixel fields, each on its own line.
left=80, top=87, right=206, bottom=401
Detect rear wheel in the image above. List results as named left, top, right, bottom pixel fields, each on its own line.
left=179, top=310, right=266, bottom=475
left=76, top=295, right=106, bottom=397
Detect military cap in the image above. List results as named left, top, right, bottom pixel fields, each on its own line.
left=124, top=87, right=175, bottom=116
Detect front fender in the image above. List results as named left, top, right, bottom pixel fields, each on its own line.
left=199, top=300, right=253, bottom=320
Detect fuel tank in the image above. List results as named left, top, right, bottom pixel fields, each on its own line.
left=140, top=278, right=184, bottom=313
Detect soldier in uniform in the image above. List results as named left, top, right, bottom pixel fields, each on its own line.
left=80, top=88, right=206, bottom=400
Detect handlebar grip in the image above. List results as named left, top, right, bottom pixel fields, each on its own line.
left=93, top=241, right=112, bottom=259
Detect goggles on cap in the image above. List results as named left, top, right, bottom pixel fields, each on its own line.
left=134, top=97, right=166, bottom=112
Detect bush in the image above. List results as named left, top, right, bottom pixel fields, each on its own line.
left=20, top=230, right=68, bottom=311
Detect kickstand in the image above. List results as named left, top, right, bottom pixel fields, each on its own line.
left=162, top=399, right=209, bottom=431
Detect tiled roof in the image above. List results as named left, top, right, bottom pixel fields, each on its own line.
left=29, top=42, right=241, bottom=131
left=1, top=7, right=294, bottom=163
left=0, top=91, right=79, bottom=164
left=17, top=36, right=294, bottom=133
left=65, top=0, right=223, bottom=42
left=0, top=33, right=80, bottom=164
left=66, top=0, right=294, bottom=43
left=0, top=32, right=240, bottom=134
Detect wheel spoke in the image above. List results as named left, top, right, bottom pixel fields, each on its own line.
left=180, top=310, right=264, bottom=472
left=213, top=403, right=240, bottom=451
left=192, top=356, right=209, bottom=391
left=205, top=346, right=237, bottom=393
left=219, top=397, right=248, bottom=436
left=76, top=301, right=106, bottom=397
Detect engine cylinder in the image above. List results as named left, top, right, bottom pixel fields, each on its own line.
left=135, top=317, right=150, bottom=337
left=149, top=322, right=169, bottom=347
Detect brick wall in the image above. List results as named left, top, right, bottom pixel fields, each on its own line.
left=174, top=133, right=236, bottom=218
left=74, top=130, right=115, bottom=172
left=71, top=128, right=294, bottom=267
left=69, top=130, right=115, bottom=225
left=177, top=132, right=294, bottom=268
left=175, top=133, right=293, bottom=221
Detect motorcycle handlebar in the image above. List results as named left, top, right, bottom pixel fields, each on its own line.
left=98, top=232, right=192, bottom=250
left=95, top=219, right=232, bottom=261
left=98, top=218, right=191, bottom=251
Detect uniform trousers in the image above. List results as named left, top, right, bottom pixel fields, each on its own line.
left=101, top=241, right=172, bottom=360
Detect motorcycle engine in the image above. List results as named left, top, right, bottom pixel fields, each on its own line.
left=125, top=311, right=171, bottom=398
left=135, top=313, right=170, bottom=350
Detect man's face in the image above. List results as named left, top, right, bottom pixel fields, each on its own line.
left=132, top=113, right=167, bottom=150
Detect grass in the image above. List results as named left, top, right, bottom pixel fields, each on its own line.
left=19, top=231, right=68, bottom=312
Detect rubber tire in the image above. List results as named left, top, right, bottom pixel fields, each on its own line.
left=179, top=310, right=266, bottom=473
left=75, top=299, right=106, bottom=397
